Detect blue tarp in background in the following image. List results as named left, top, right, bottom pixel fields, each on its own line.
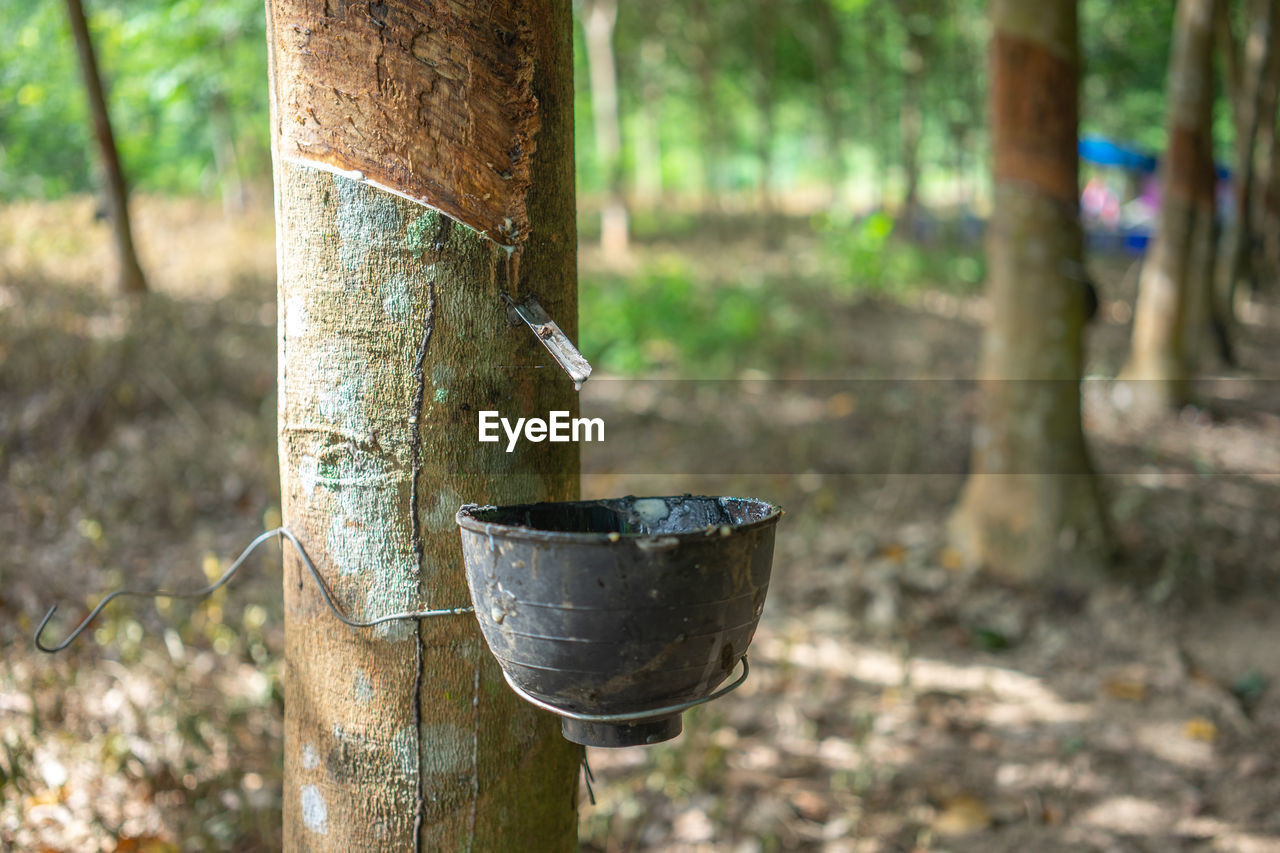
left=1079, top=134, right=1230, bottom=180
left=1079, top=135, right=1159, bottom=174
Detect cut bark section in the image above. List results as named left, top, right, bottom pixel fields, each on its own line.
left=267, top=0, right=540, bottom=245
left=990, top=32, right=1080, bottom=204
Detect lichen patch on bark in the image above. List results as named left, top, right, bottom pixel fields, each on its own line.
left=300, top=785, right=329, bottom=835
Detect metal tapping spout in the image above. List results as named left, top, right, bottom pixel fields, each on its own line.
left=504, top=293, right=593, bottom=390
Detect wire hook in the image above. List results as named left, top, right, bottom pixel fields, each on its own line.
left=34, top=527, right=474, bottom=654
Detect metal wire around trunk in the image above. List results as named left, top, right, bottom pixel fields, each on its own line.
left=34, top=527, right=474, bottom=654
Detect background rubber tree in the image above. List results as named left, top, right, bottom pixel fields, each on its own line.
left=1217, top=0, right=1277, bottom=321
left=802, top=0, right=849, bottom=209
left=581, top=0, right=629, bottom=256
left=896, top=0, right=930, bottom=231
left=688, top=0, right=727, bottom=214
left=266, top=0, right=580, bottom=848
left=64, top=0, right=147, bottom=295
left=1213, top=0, right=1274, bottom=312
left=1258, top=17, right=1280, bottom=288
left=752, top=0, right=781, bottom=240
left=949, top=0, right=1110, bottom=580
left=1121, top=0, right=1220, bottom=408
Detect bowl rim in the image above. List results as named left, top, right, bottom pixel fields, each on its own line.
left=455, top=494, right=782, bottom=544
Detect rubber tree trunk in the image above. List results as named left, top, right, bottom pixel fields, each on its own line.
left=582, top=0, right=629, bottom=256
left=691, top=0, right=725, bottom=214
left=1121, top=0, right=1218, bottom=408
left=210, top=90, right=248, bottom=216
left=1259, top=79, right=1280, bottom=286
left=632, top=38, right=666, bottom=208
left=1250, top=3, right=1280, bottom=292
left=754, top=0, right=779, bottom=240
left=266, top=1, right=580, bottom=848
left=864, top=6, right=893, bottom=207
left=948, top=0, right=1110, bottom=581
left=808, top=0, right=847, bottom=208
left=1219, top=0, right=1275, bottom=336
left=65, top=0, right=147, bottom=296
left=898, top=1, right=928, bottom=232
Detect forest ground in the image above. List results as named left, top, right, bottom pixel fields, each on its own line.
left=1, top=196, right=1279, bottom=852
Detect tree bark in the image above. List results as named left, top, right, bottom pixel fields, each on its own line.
left=690, top=0, right=725, bottom=214
left=1218, top=0, right=1275, bottom=333
left=864, top=6, right=892, bottom=207
left=752, top=0, right=779, bottom=230
left=1261, top=124, right=1280, bottom=290
left=1250, top=3, right=1280, bottom=292
left=808, top=0, right=847, bottom=208
left=632, top=38, right=666, bottom=208
left=64, top=0, right=147, bottom=296
left=898, top=1, right=928, bottom=232
left=1122, top=0, right=1219, bottom=408
left=267, top=1, right=580, bottom=848
left=582, top=0, right=629, bottom=256
left=949, top=0, right=1110, bottom=581
left=210, top=90, right=248, bottom=216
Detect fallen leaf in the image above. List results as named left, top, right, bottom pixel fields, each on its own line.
left=790, top=788, right=831, bottom=821
left=24, top=787, right=64, bottom=807
left=113, top=836, right=179, bottom=853
left=202, top=552, right=222, bottom=583
left=880, top=543, right=907, bottom=563
left=1041, top=802, right=1065, bottom=825
left=1102, top=677, right=1148, bottom=702
left=1184, top=717, right=1218, bottom=742
left=939, top=547, right=964, bottom=571
left=825, top=392, right=856, bottom=418
left=933, top=794, right=992, bottom=836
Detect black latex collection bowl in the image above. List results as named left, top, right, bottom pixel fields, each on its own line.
left=456, top=495, right=781, bottom=747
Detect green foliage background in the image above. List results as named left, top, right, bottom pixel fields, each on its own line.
left=0, top=0, right=1223, bottom=203
left=1, top=0, right=267, bottom=198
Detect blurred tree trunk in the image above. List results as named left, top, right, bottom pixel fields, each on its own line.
left=1251, top=6, right=1280, bottom=291
left=754, top=0, right=780, bottom=244
left=865, top=7, right=892, bottom=208
left=267, top=0, right=580, bottom=848
left=1217, top=0, right=1275, bottom=332
left=65, top=0, right=147, bottom=295
left=945, top=0, right=982, bottom=211
left=633, top=38, right=666, bottom=208
left=1122, top=0, right=1219, bottom=408
left=209, top=90, right=248, bottom=216
left=898, top=0, right=928, bottom=232
left=1260, top=138, right=1280, bottom=293
left=949, top=0, right=1110, bottom=580
left=691, top=0, right=725, bottom=214
left=808, top=0, right=847, bottom=208
left=582, top=0, right=629, bottom=256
